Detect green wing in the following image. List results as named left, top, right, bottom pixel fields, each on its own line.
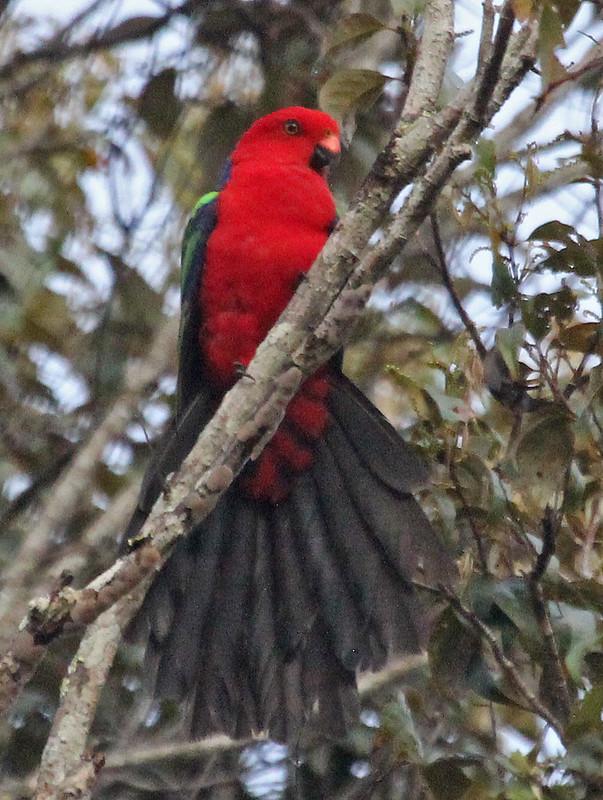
left=176, top=190, right=220, bottom=417
left=124, top=190, right=221, bottom=544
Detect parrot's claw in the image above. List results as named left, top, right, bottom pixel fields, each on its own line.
left=234, top=362, right=254, bottom=381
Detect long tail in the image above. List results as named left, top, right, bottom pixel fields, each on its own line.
left=128, top=374, right=454, bottom=741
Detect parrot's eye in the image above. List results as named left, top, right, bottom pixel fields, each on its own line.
left=283, top=119, right=301, bottom=135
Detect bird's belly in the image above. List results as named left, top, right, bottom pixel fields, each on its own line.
left=201, top=222, right=332, bottom=501
left=200, top=223, right=327, bottom=383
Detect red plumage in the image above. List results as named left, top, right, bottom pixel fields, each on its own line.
left=200, top=108, right=338, bottom=389
left=200, top=107, right=339, bottom=502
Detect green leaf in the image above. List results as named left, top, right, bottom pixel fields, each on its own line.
left=102, top=15, right=161, bottom=44
left=422, top=758, right=473, bottom=800
left=390, top=298, right=447, bottom=337
left=465, top=649, right=517, bottom=706
left=475, top=138, right=497, bottom=182
left=513, top=405, right=574, bottom=496
left=527, top=220, right=575, bottom=243
left=429, top=606, right=481, bottom=690
left=521, top=288, right=577, bottom=340
left=562, top=605, right=599, bottom=683
left=380, top=695, right=423, bottom=761
left=491, top=255, right=516, bottom=307
left=138, top=68, right=181, bottom=138
left=319, top=69, right=387, bottom=122
left=540, top=241, right=597, bottom=277
left=556, top=322, right=602, bottom=355
left=455, top=453, right=494, bottom=505
left=325, top=14, right=387, bottom=56
left=483, top=578, right=552, bottom=662
left=567, top=684, right=603, bottom=739
left=538, top=5, right=567, bottom=89
left=495, top=323, right=525, bottom=379
left=386, top=366, right=442, bottom=423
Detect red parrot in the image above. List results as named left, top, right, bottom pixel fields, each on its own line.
left=126, top=107, right=453, bottom=741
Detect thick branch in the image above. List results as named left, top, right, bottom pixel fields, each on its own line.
left=33, top=585, right=149, bottom=800
left=402, top=0, right=454, bottom=118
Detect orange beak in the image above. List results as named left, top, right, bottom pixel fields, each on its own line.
left=310, top=131, right=341, bottom=175
left=319, top=131, right=341, bottom=156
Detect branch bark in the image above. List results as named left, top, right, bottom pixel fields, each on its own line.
left=33, top=584, right=150, bottom=800
left=401, top=0, right=454, bottom=119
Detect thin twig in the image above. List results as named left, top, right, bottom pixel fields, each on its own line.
left=436, top=583, right=565, bottom=739
left=430, top=213, right=487, bottom=359
left=449, top=451, right=489, bottom=574
left=534, top=55, right=603, bottom=112
left=527, top=507, right=571, bottom=725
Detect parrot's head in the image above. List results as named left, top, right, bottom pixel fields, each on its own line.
left=232, top=107, right=340, bottom=178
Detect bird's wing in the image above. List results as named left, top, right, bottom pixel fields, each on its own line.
left=176, top=190, right=219, bottom=417
left=124, top=184, right=225, bottom=543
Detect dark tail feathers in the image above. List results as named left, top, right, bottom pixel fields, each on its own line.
left=128, top=373, right=454, bottom=741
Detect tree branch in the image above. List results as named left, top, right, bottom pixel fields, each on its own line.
left=436, top=583, right=565, bottom=740
left=402, top=0, right=454, bottom=118
left=33, top=585, right=149, bottom=800
left=528, top=507, right=571, bottom=725
left=0, top=1, right=199, bottom=85
left=430, top=212, right=487, bottom=359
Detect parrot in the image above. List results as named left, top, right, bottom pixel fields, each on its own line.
left=125, top=106, right=454, bottom=742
